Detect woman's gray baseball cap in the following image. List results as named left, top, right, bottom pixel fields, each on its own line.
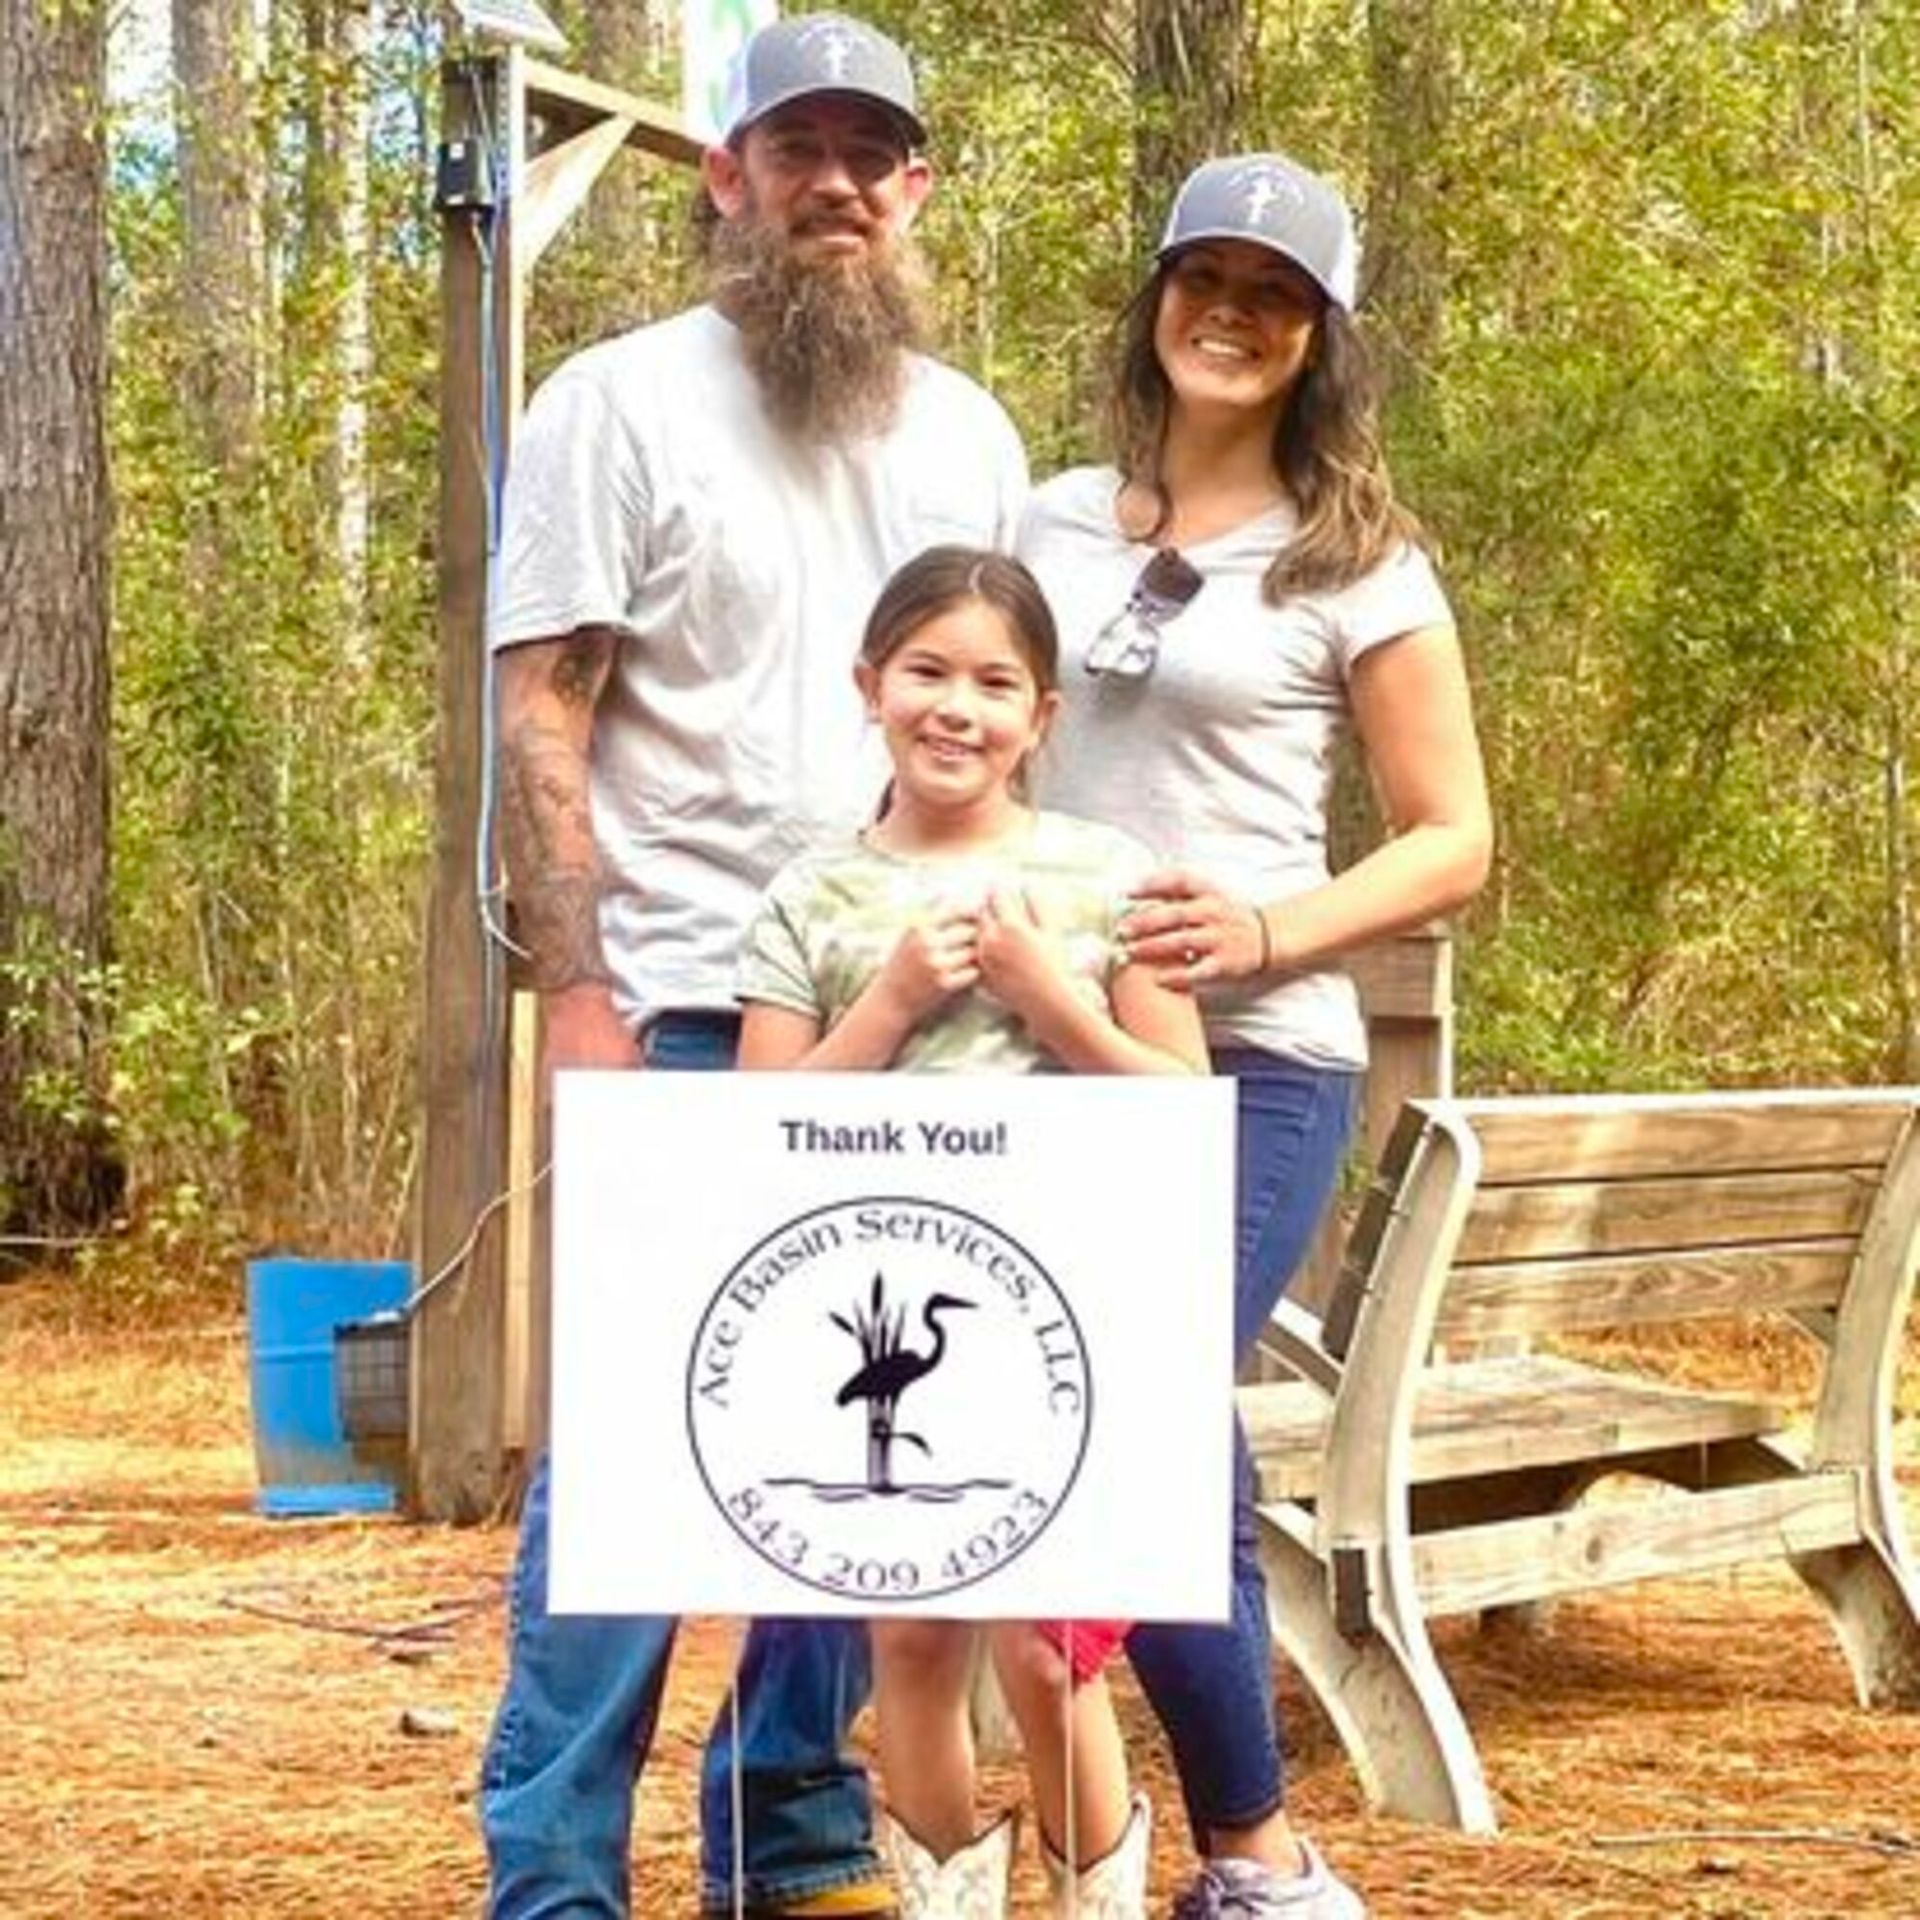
left=721, top=12, right=926, bottom=148
left=1157, top=153, right=1358, bottom=311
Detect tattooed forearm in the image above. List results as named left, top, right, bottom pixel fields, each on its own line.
left=548, top=634, right=611, bottom=709
left=498, top=632, right=618, bottom=993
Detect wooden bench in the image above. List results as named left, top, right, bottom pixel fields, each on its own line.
left=1236, top=1089, right=1920, bottom=1833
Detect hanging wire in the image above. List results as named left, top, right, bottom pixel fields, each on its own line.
left=468, top=59, right=531, bottom=986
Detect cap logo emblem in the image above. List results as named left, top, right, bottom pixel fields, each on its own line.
left=798, top=19, right=862, bottom=81
left=1227, top=161, right=1305, bottom=232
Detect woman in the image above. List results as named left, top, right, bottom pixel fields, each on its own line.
left=1019, top=153, right=1492, bottom=1918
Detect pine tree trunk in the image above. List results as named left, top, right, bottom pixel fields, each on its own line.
left=173, top=0, right=264, bottom=471
left=1366, top=0, right=1449, bottom=394
left=306, top=0, right=375, bottom=670
left=0, top=0, right=117, bottom=1240
left=582, top=4, right=665, bottom=333
left=1133, top=0, right=1249, bottom=259
left=171, top=0, right=279, bottom=1161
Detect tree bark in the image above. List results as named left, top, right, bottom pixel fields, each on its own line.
left=301, top=0, right=375, bottom=668
left=581, top=2, right=665, bottom=334
left=0, top=0, right=117, bottom=1239
left=1366, top=0, right=1449, bottom=394
left=173, top=0, right=265, bottom=471
left=1133, top=0, right=1249, bottom=259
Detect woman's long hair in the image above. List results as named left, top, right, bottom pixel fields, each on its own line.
left=1108, top=262, right=1428, bottom=601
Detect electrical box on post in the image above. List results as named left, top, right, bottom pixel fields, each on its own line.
left=435, top=137, right=494, bottom=215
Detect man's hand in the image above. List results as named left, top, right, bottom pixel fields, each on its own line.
left=539, top=981, right=639, bottom=1099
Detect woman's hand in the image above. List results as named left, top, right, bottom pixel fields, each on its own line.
left=1121, top=869, right=1268, bottom=991
left=976, top=887, right=1074, bottom=1016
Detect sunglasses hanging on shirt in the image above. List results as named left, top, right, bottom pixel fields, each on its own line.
left=1083, top=547, right=1206, bottom=679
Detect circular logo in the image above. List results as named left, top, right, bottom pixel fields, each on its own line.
left=686, top=1195, right=1091, bottom=1603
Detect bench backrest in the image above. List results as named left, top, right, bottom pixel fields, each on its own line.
left=1313, top=1091, right=1920, bottom=1503
left=1327, top=1092, right=1914, bottom=1344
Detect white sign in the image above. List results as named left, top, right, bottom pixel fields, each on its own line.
left=682, top=0, right=778, bottom=144
left=549, top=1072, right=1236, bottom=1621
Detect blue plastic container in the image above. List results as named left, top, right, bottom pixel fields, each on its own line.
left=245, top=1257, right=412, bottom=1516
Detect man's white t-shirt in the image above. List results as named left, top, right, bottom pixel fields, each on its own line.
left=494, top=304, right=1029, bottom=1031
left=1019, top=464, right=1453, bottom=1070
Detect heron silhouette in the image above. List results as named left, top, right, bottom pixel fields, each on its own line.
left=830, top=1282, right=976, bottom=1492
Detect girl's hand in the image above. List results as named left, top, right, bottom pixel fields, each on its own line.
left=976, top=887, right=1074, bottom=1014
left=1121, top=868, right=1269, bottom=991
left=873, top=904, right=981, bottom=1024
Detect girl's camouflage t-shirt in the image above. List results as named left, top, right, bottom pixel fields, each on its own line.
left=737, top=809, right=1159, bottom=1072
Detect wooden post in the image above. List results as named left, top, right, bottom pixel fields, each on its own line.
left=1350, top=921, right=1455, bottom=1155
left=409, top=59, right=699, bottom=1520
left=1256, top=924, right=1453, bottom=1349
left=410, top=54, right=524, bottom=1522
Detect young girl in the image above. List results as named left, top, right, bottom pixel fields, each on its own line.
left=737, top=546, right=1207, bottom=1920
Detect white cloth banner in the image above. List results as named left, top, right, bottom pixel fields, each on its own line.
left=682, top=0, right=778, bottom=143
left=549, top=1071, right=1236, bottom=1621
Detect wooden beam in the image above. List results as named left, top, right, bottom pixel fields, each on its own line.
left=1243, top=1352, right=1784, bottom=1504
left=1455, top=1092, right=1914, bottom=1183
left=412, top=55, right=701, bottom=1519
left=1349, top=925, right=1451, bottom=1022
left=501, top=988, right=538, bottom=1452
left=1436, top=1239, right=1856, bottom=1340
left=410, top=55, right=527, bottom=1523
left=1457, top=1168, right=1876, bottom=1265
left=1411, top=1472, right=1864, bottom=1616
left=523, top=57, right=701, bottom=166
left=521, top=115, right=639, bottom=270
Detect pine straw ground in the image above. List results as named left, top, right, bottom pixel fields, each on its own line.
left=2, top=1279, right=1918, bottom=1920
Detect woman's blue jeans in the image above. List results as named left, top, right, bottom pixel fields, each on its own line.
left=1125, top=1049, right=1357, bottom=1851
left=479, top=1012, right=878, bottom=1917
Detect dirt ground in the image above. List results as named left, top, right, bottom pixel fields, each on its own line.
left=4, top=1281, right=1919, bottom=1919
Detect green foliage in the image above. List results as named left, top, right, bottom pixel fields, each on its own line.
left=87, top=0, right=1920, bottom=1267
left=105, top=23, right=440, bottom=1257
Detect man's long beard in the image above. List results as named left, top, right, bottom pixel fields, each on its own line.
left=710, top=216, right=927, bottom=445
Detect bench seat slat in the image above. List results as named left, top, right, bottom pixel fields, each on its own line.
left=1456, top=1169, right=1875, bottom=1264
left=1454, top=1096, right=1910, bottom=1183
left=1433, top=1239, right=1857, bottom=1341
left=1241, top=1353, right=1785, bottom=1504
left=1409, top=1471, right=1864, bottom=1616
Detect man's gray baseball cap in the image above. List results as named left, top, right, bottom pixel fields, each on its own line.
left=1157, top=153, right=1358, bottom=311
left=721, top=12, right=926, bottom=148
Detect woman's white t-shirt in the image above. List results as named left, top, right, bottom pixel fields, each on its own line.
left=1018, top=464, right=1452, bottom=1070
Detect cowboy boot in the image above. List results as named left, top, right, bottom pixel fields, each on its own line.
left=1038, top=1794, right=1150, bottom=1920
left=876, top=1806, right=1018, bottom=1920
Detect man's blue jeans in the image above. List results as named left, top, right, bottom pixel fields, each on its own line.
left=1125, top=1050, right=1357, bottom=1850
left=479, top=1011, right=878, bottom=1917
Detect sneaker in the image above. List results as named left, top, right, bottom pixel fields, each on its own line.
left=1168, top=1845, right=1365, bottom=1919
left=701, top=1878, right=900, bottom=1919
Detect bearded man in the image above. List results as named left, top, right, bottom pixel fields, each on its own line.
left=478, top=14, right=1027, bottom=1919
